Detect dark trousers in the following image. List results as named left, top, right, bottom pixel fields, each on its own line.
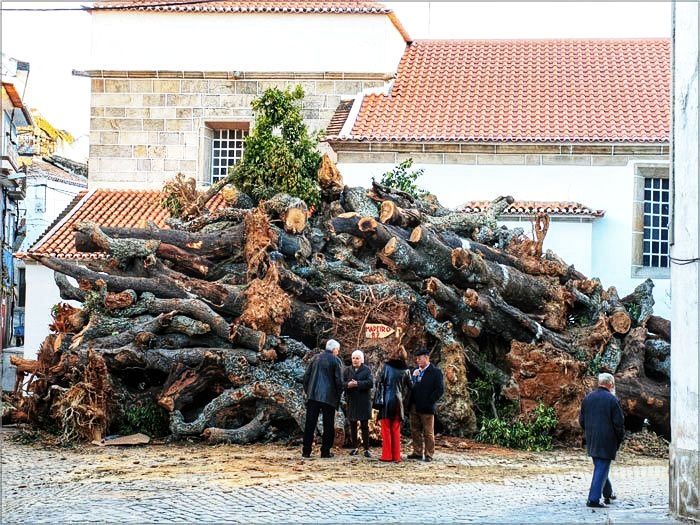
left=587, top=457, right=612, bottom=503
left=302, top=399, right=335, bottom=456
left=349, top=420, right=370, bottom=450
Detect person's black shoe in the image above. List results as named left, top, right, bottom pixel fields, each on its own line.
left=349, top=449, right=359, bottom=456
left=320, top=452, right=335, bottom=458
left=424, top=456, right=433, bottom=462
left=604, top=495, right=617, bottom=504
left=363, top=450, right=372, bottom=458
left=301, top=452, right=311, bottom=458
left=407, top=454, right=423, bottom=460
left=586, top=501, right=606, bottom=508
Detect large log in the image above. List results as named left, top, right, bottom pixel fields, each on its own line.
left=615, top=327, right=670, bottom=435
left=263, top=193, right=308, bottom=234
left=97, top=224, right=246, bottom=259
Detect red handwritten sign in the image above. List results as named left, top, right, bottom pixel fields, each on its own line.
left=364, top=323, right=395, bottom=339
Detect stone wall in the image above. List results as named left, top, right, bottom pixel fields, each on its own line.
left=87, top=73, right=388, bottom=189
left=330, top=141, right=668, bottom=167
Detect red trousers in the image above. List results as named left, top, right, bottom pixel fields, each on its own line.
left=380, top=418, right=402, bottom=462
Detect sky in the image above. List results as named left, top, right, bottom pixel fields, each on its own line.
left=1, top=1, right=672, bottom=161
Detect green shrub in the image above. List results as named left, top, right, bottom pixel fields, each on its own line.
left=476, top=402, right=558, bottom=451
left=378, top=158, right=426, bottom=198
left=231, top=85, right=321, bottom=206
left=116, top=399, right=170, bottom=437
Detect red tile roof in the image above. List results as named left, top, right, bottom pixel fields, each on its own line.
left=91, top=1, right=411, bottom=42
left=458, top=200, right=605, bottom=219
left=92, top=1, right=391, bottom=13
left=326, top=99, right=354, bottom=136
left=26, top=159, right=88, bottom=188
left=334, top=39, right=670, bottom=143
left=24, top=189, right=227, bottom=259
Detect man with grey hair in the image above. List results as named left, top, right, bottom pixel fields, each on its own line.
left=302, top=339, right=343, bottom=458
left=579, top=372, right=625, bottom=508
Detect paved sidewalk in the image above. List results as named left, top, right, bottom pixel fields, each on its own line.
left=1, top=429, right=677, bottom=523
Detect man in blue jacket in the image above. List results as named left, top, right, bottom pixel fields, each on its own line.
left=407, top=348, right=444, bottom=462
left=302, top=339, right=343, bottom=458
left=579, top=372, right=625, bottom=508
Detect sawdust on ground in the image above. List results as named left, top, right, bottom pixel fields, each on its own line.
left=38, top=435, right=665, bottom=489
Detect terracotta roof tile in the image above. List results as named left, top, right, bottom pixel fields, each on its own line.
left=325, top=99, right=354, bottom=136
left=91, top=1, right=411, bottom=42
left=92, top=1, right=391, bottom=14
left=458, top=200, right=605, bottom=219
left=340, top=39, right=670, bottom=143
left=26, top=158, right=88, bottom=188
left=24, top=189, right=227, bottom=259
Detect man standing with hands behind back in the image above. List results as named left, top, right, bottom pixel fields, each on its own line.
left=579, top=372, right=625, bottom=508
left=407, top=348, right=444, bottom=462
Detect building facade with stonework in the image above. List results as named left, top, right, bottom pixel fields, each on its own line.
left=22, top=2, right=672, bottom=358
left=327, top=39, right=672, bottom=316
left=80, top=0, right=408, bottom=190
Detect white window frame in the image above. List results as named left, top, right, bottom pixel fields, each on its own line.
left=642, top=177, right=670, bottom=268
left=210, top=127, right=249, bottom=184
left=631, top=163, right=670, bottom=279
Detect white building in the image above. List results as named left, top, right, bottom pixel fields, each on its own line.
left=327, top=39, right=671, bottom=316
left=669, top=1, right=699, bottom=520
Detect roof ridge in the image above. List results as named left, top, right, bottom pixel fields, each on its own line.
left=411, top=37, right=671, bottom=43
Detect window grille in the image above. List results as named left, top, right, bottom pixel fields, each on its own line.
left=211, top=128, right=248, bottom=183
left=642, top=177, right=670, bottom=268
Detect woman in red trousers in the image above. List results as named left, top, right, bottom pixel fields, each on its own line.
left=374, top=347, right=412, bottom=462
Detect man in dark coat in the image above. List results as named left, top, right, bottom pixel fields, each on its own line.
left=302, top=339, right=343, bottom=458
left=343, top=349, right=373, bottom=457
left=579, top=372, right=625, bottom=507
left=407, top=348, right=445, bottom=462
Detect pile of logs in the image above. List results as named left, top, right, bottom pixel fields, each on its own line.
left=8, top=155, right=670, bottom=445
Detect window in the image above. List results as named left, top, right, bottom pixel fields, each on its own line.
left=642, top=177, right=670, bottom=268
left=211, top=128, right=248, bottom=183
left=631, top=163, right=670, bottom=279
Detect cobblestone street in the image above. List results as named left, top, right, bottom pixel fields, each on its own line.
left=1, top=428, right=676, bottom=524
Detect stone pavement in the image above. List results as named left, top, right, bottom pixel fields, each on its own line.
left=1, top=428, right=678, bottom=524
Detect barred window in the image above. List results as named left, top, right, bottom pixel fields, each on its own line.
left=211, top=128, right=248, bottom=183
left=642, top=177, right=670, bottom=268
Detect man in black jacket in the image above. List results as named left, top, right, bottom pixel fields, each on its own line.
left=579, top=372, right=625, bottom=508
left=302, top=339, right=343, bottom=458
left=407, top=348, right=444, bottom=462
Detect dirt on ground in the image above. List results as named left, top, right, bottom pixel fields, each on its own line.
left=7, top=430, right=666, bottom=489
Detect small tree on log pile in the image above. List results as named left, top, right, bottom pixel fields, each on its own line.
left=6, top=100, right=671, bottom=447
left=231, top=86, right=322, bottom=207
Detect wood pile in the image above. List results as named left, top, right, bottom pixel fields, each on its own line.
left=7, top=156, right=670, bottom=444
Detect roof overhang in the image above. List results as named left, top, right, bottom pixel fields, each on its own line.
left=2, top=82, right=33, bottom=126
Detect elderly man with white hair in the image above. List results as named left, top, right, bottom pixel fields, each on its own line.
left=343, top=349, right=374, bottom=457
left=579, top=372, right=625, bottom=508
left=302, top=339, right=343, bottom=458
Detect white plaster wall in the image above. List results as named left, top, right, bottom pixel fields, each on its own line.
left=670, top=0, right=699, bottom=457
left=339, top=161, right=671, bottom=317
left=89, top=12, right=406, bottom=73
left=23, top=263, right=76, bottom=360
left=21, top=178, right=84, bottom=252
left=500, top=219, right=593, bottom=277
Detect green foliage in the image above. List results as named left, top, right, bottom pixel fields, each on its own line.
left=231, top=85, right=322, bottom=206
left=116, top=399, right=170, bottom=437
left=379, top=158, right=426, bottom=198
left=624, top=302, right=642, bottom=323
left=477, top=402, right=558, bottom=451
